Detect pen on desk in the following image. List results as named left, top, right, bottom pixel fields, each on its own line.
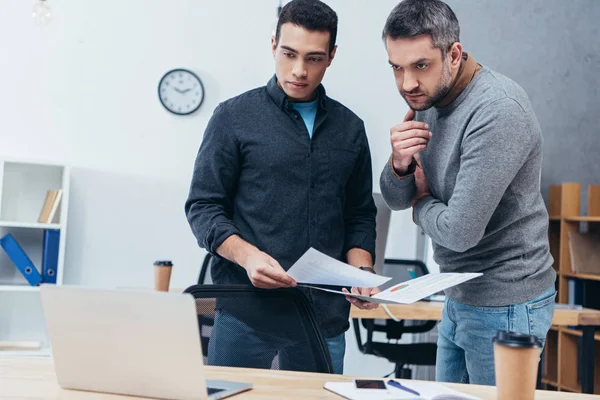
left=387, top=380, right=420, bottom=396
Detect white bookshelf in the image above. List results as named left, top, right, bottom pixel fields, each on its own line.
left=0, top=221, right=61, bottom=230
left=0, top=158, right=70, bottom=355
left=0, top=285, right=41, bottom=292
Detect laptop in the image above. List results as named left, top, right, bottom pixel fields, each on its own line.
left=40, top=285, right=252, bottom=400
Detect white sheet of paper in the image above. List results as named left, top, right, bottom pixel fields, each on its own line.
left=325, top=381, right=483, bottom=400
left=287, top=248, right=391, bottom=288
left=305, top=273, right=483, bottom=304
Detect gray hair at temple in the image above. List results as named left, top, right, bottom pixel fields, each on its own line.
left=382, top=0, right=460, bottom=55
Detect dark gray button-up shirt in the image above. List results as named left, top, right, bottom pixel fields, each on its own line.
left=185, top=76, right=376, bottom=337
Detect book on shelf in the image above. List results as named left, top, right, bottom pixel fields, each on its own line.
left=568, top=232, right=600, bottom=275
left=38, top=189, right=62, bottom=224
left=0, top=341, right=41, bottom=351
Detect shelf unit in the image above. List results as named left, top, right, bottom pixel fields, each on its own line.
left=0, top=158, right=70, bottom=356
left=543, top=183, right=600, bottom=394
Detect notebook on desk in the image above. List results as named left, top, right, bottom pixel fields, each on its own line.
left=325, top=381, right=483, bottom=400
left=40, top=285, right=252, bottom=400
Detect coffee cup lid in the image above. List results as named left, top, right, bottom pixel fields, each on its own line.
left=154, top=260, right=173, bottom=267
left=493, top=330, right=542, bottom=348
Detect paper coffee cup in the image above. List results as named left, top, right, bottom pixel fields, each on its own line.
left=493, top=330, right=542, bottom=400
left=153, top=260, right=173, bottom=292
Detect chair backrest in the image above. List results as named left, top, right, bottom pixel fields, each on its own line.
left=353, top=259, right=436, bottom=351
left=379, top=259, right=428, bottom=292
left=197, top=253, right=213, bottom=285
left=183, top=284, right=333, bottom=374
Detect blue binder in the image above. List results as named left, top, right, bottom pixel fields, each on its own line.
left=0, top=233, right=43, bottom=286
left=42, top=230, right=60, bottom=284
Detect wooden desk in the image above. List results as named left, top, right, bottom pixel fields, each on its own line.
left=350, top=302, right=600, bottom=326
left=175, top=293, right=600, bottom=327
left=1, top=356, right=598, bottom=400
left=351, top=302, right=600, bottom=395
left=159, top=292, right=600, bottom=394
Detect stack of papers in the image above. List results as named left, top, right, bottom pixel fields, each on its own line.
left=287, top=248, right=482, bottom=304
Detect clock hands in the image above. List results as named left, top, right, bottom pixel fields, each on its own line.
left=172, top=87, right=194, bottom=94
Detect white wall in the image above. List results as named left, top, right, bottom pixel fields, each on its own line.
left=0, top=0, right=416, bottom=375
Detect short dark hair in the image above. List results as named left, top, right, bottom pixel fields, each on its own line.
left=382, top=0, right=460, bottom=53
left=275, top=0, right=338, bottom=54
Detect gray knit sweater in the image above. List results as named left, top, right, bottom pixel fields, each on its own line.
left=380, top=66, right=555, bottom=306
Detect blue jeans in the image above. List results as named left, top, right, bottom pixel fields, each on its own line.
left=436, top=285, right=556, bottom=385
left=207, top=310, right=346, bottom=374
left=324, top=333, right=346, bottom=374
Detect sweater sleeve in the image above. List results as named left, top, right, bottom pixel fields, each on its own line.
left=379, top=156, right=417, bottom=211
left=414, top=98, right=537, bottom=253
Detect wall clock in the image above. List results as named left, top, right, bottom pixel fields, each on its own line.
left=158, top=69, right=204, bottom=115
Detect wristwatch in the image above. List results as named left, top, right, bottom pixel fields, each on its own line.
left=359, top=266, right=376, bottom=274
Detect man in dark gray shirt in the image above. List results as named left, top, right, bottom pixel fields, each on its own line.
left=185, top=0, right=378, bottom=374
left=379, top=0, right=556, bottom=385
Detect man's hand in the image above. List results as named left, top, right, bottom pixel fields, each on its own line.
left=411, top=158, right=431, bottom=207
left=390, top=109, right=432, bottom=175
left=242, top=250, right=296, bottom=289
left=342, top=286, right=381, bottom=310
left=217, top=235, right=296, bottom=289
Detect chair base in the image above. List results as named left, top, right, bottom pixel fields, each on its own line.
left=395, top=365, right=412, bottom=379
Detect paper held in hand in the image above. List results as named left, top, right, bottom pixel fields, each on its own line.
left=287, top=248, right=482, bottom=304
left=306, top=273, right=482, bottom=304
left=286, top=248, right=392, bottom=288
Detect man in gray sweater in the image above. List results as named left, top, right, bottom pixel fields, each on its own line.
left=379, top=0, right=556, bottom=385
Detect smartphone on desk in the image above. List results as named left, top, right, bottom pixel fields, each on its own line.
left=355, top=379, right=387, bottom=390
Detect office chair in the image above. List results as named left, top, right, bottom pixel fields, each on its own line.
left=352, top=258, right=438, bottom=379
left=197, top=253, right=212, bottom=284
left=183, top=284, right=334, bottom=374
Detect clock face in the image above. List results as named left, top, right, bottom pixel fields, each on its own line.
left=158, top=69, right=204, bottom=115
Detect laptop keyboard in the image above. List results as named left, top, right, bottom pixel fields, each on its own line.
left=207, top=387, right=226, bottom=395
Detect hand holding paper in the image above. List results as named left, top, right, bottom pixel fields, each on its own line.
left=287, top=248, right=482, bottom=304
left=342, top=286, right=381, bottom=310
left=286, top=248, right=391, bottom=288
left=308, top=273, right=482, bottom=304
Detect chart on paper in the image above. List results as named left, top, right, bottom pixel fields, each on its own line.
left=306, top=273, right=483, bottom=304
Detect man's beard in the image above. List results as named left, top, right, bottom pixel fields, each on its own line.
left=404, top=63, right=453, bottom=111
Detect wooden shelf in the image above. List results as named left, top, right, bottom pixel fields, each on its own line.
left=562, top=271, right=600, bottom=281
left=547, top=183, right=600, bottom=395
left=561, top=384, right=582, bottom=393
left=563, top=216, right=600, bottom=223
left=541, top=378, right=558, bottom=387
left=560, top=327, right=600, bottom=341
left=561, top=328, right=582, bottom=337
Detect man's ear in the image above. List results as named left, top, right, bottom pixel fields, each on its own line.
left=448, top=42, right=463, bottom=69
left=271, top=35, right=277, bottom=58
left=327, top=45, right=338, bottom=67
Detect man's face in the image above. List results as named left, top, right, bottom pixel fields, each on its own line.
left=386, top=34, right=455, bottom=111
left=272, top=23, right=336, bottom=102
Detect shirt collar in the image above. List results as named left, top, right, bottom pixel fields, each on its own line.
left=435, top=51, right=482, bottom=108
left=266, top=75, right=328, bottom=111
